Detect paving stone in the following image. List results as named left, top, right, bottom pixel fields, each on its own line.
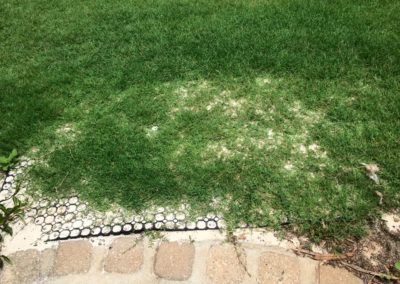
left=2, top=183, right=11, bottom=190
left=67, top=204, right=77, bottom=213
left=196, top=220, right=206, bottom=229
left=70, top=229, right=80, bottom=237
left=69, top=196, right=78, bottom=204
left=299, top=257, right=319, bottom=284
left=0, top=249, right=40, bottom=284
left=35, top=216, right=45, bottom=225
left=53, top=240, right=93, bottom=276
left=123, top=223, right=133, bottom=232
left=59, top=230, right=70, bottom=239
left=94, top=218, right=103, bottom=226
left=40, top=199, right=49, bottom=207
left=45, top=215, right=55, bottom=224
left=176, top=221, right=186, bottom=229
left=155, top=213, right=164, bottom=221
left=166, top=213, right=175, bottom=221
left=258, top=251, right=300, bottom=284
left=104, top=237, right=144, bottom=273
left=186, top=222, right=196, bottom=230
left=176, top=212, right=186, bottom=220
left=165, top=221, right=175, bottom=229
left=206, top=244, right=246, bottom=284
left=47, top=207, right=57, bottom=215
left=207, top=220, right=217, bottom=229
left=144, top=222, right=153, bottom=230
left=62, top=222, right=73, bottom=230
left=81, top=228, right=91, bottom=236
left=134, top=215, right=144, bottom=222
left=5, top=176, right=14, bottom=183
left=112, top=224, right=122, bottom=233
left=134, top=223, right=143, bottom=231
left=102, top=226, right=111, bottom=235
left=112, top=216, right=123, bottom=225
left=382, top=213, right=400, bottom=237
left=154, top=242, right=195, bottom=281
left=40, top=248, right=56, bottom=277
left=38, top=207, right=47, bottom=216
left=83, top=219, right=93, bottom=227
left=49, top=231, right=60, bottom=240
left=42, top=224, right=52, bottom=233
left=319, top=264, right=362, bottom=284
left=54, top=215, right=64, bottom=223
left=57, top=206, right=67, bottom=214
left=124, top=215, right=135, bottom=223
left=0, top=266, right=14, bottom=284
left=73, top=220, right=83, bottom=228
left=53, top=223, right=62, bottom=231
left=91, top=227, right=101, bottom=235
left=154, top=221, right=164, bottom=229
left=65, top=213, right=75, bottom=221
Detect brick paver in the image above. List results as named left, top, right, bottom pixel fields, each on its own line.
left=104, top=236, right=144, bottom=273
left=319, top=264, right=363, bottom=284
left=206, top=244, right=247, bottom=284
left=258, top=251, right=300, bottom=284
left=154, top=241, right=195, bottom=280
left=0, top=249, right=40, bottom=284
left=53, top=240, right=93, bottom=276
left=0, top=235, right=364, bottom=284
left=40, top=248, right=56, bottom=277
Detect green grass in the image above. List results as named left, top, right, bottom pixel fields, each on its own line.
left=1, top=0, right=399, bottom=241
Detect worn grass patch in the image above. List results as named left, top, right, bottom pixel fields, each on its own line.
left=1, top=0, right=399, bottom=241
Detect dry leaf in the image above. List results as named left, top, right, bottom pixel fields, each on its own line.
left=237, top=233, right=247, bottom=241
left=361, top=163, right=380, bottom=184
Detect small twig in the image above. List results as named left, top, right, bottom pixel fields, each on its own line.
left=340, top=261, right=399, bottom=281
left=295, top=248, right=400, bottom=282
left=367, top=275, right=375, bottom=284
left=53, top=172, right=69, bottom=193
left=293, top=248, right=354, bottom=261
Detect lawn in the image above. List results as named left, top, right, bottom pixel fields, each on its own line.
left=1, top=0, right=399, bottom=241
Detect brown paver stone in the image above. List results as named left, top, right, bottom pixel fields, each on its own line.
left=206, top=244, right=247, bottom=284
left=40, top=248, right=56, bottom=277
left=0, top=249, right=40, bottom=284
left=53, top=240, right=93, bottom=276
left=104, top=236, right=144, bottom=273
left=154, top=241, right=195, bottom=280
left=0, top=267, right=14, bottom=284
left=258, top=251, right=300, bottom=284
left=319, top=264, right=363, bottom=284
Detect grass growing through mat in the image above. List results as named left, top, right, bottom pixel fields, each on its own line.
left=1, top=0, right=399, bottom=241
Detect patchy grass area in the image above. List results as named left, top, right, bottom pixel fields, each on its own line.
left=1, top=0, right=399, bottom=241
